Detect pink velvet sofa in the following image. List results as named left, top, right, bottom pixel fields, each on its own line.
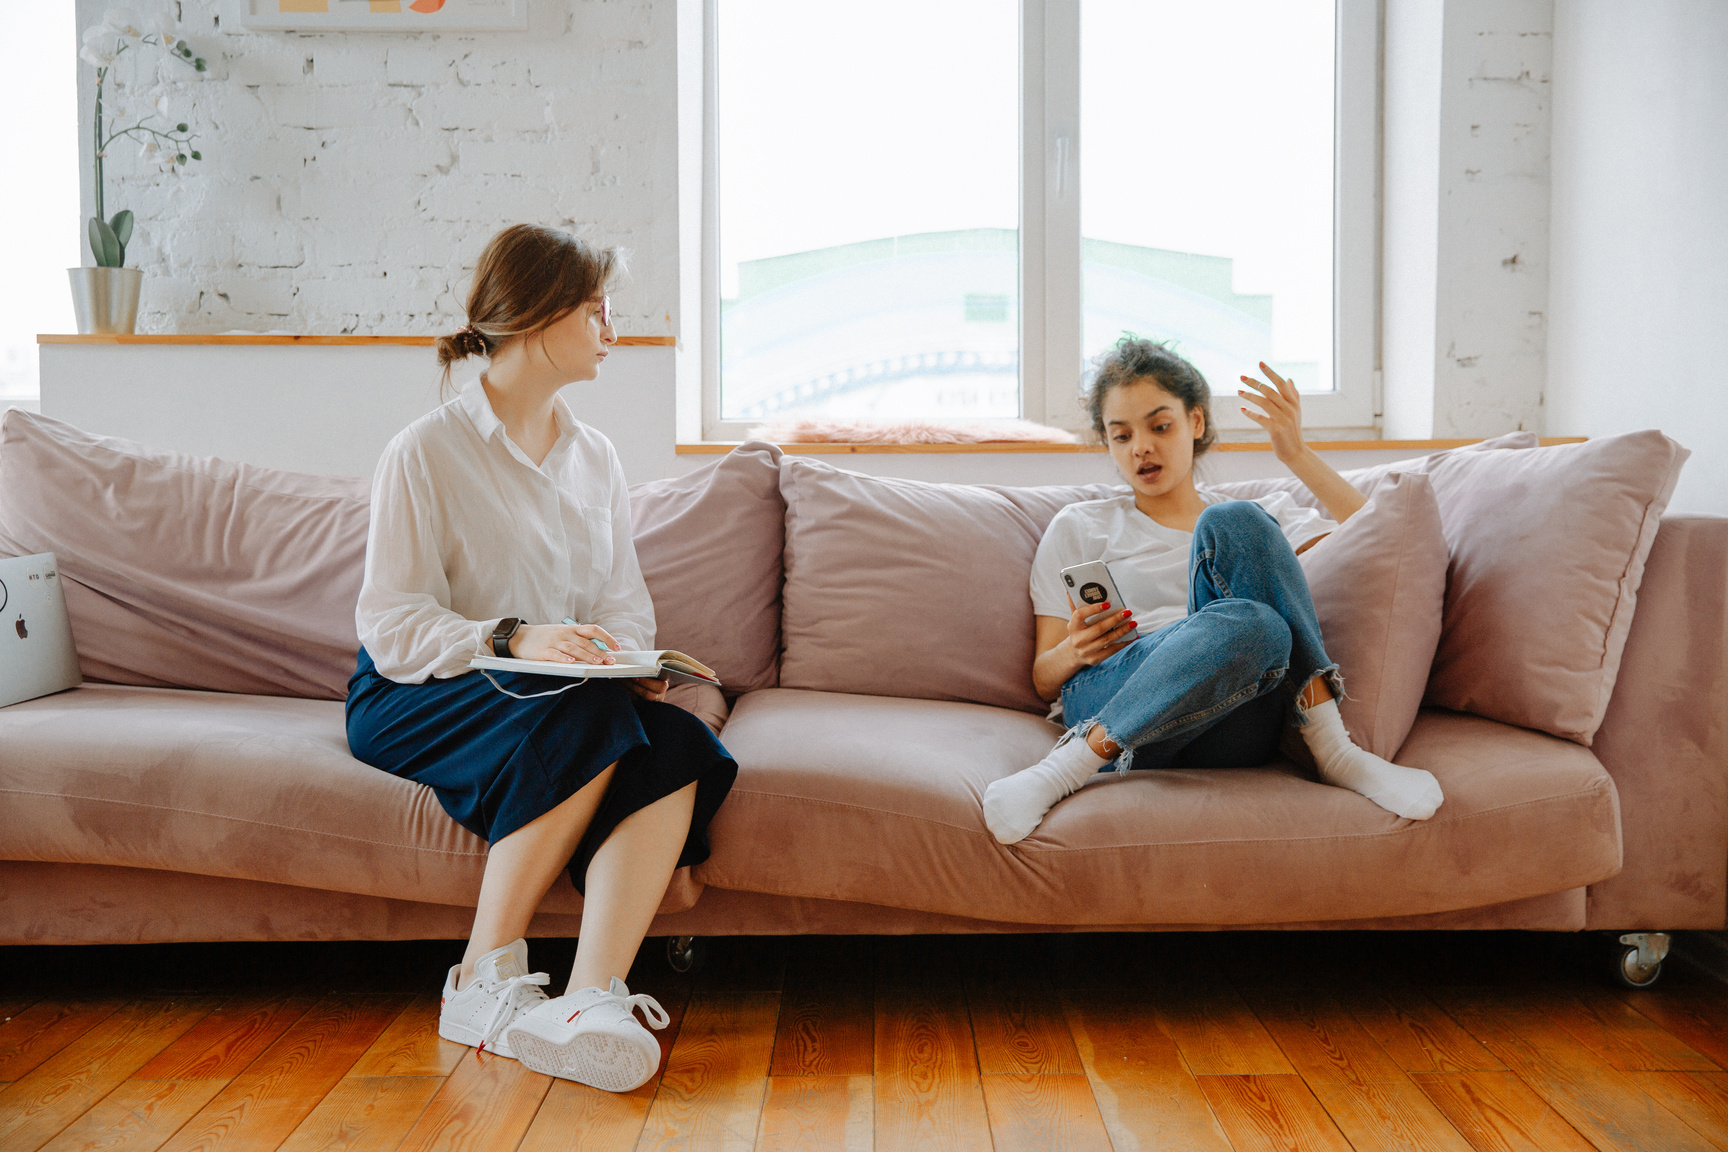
left=1, top=410, right=1723, bottom=964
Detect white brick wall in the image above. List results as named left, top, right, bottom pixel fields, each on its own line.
left=75, top=0, right=680, bottom=337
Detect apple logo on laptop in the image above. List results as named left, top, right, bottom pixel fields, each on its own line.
left=14, top=615, right=25, bottom=640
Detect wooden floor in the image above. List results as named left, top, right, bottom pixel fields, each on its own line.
left=2, top=931, right=1727, bottom=1151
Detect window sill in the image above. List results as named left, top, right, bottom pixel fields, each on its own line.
left=36, top=334, right=678, bottom=346
left=677, top=437, right=1584, bottom=455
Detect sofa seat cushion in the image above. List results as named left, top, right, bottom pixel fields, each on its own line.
left=698, top=689, right=1623, bottom=926
left=0, top=684, right=699, bottom=914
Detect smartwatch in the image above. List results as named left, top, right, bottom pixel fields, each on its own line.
left=492, top=617, right=522, bottom=659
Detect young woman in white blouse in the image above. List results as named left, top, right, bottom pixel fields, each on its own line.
left=346, top=224, right=736, bottom=1093
left=982, top=338, right=1444, bottom=843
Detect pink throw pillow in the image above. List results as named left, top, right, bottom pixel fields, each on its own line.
left=1423, top=430, right=1689, bottom=744
left=1211, top=431, right=1539, bottom=509
left=0, top=410, right=369, bottom=698
left=1298, top=473, right=1448, bottom=759
left=778, top=458, right=1120, bottom=712
left=628, top=443, right=786, bottom=692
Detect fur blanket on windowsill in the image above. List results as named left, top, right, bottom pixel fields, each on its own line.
left=750, top=417, right=1079, bottom=445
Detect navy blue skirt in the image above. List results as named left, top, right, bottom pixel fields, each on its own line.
left=345, top=648, right=737, bottom=893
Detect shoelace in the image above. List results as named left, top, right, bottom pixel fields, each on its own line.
left=565, top=989, right=672, bottom=1029
left=475, top=971, right=551, bottom=1055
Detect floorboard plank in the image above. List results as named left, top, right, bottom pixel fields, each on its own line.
left=1616, top=986, right=1728, bottom=1070
left=36, top=1077, right=228, bottom=1152
left=1060, top=989, right=1232, bottom=1152
left=154, top=995, right=408, bottom=1152
left=1158, top=984, right=1296, bottom=1076
left=1244, top=987, right=1408, bottom=1086
left=516, top=1077, right=656, bottom=1152
left=637, top=991, right=779, bottom=1152
left=0, top=998, right=218, bottom=1152
left=1350, top=989, right=1505, bottom=1075
left=873, top=985, right=993, bottom=1152
left=967, top=976, right=1080, bottom=1077
left=1543, top=990, right=1720, bottom=1072
left=1198, top=1073, right=1355, bottom=1152
left=980, top=1073, right=1113, bottom=1152
left=344, top=997, right=465, bottom=1079
left=756, top=1075, right=873, bottom=1152
left=392, top=1054, right=551, bottom=1152
left=134, top=993, right=317, bottom=1080
left=0, top=1000, right=125, bottom=1084
left=1628, top=1070, right=1728, bottom=1149
left=1310, top=1077, right=1478, bottom=1152
left=769, top=983, right=873, bottom=1077
left=1411, top=1070, right=1600, bottom=1152
left=275, top=1074, right=444, bottom=1152
left=1431, top=988, right=1719, bottom=1152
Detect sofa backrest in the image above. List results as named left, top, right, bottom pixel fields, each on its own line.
left=0, top=411, right=788, bottom=700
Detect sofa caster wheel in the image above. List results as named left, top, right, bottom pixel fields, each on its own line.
left=1613, top=932, right=1670, bottom=989
left=667, top=935, right=706, bottom=974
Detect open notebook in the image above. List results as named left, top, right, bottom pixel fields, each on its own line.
left=470, top=650, right=720, bottom=688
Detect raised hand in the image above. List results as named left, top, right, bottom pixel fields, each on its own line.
left=1238, top=361, right=1308, bottom=464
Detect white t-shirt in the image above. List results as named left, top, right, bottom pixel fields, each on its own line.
left=1030, top=489, right=1337, bottom=635
left=356, top=376, right=655, bottom=683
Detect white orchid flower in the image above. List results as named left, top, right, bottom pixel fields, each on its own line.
left=103, top=8, right=146, bottom=39
left=80, top=43, right=116, bottom=67
left=139, top=137, right=159, bottom=158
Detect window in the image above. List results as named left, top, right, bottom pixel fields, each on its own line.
left=703, top=0, right=1376, bottom=438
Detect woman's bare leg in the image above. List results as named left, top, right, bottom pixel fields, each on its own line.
left=569, top=781, right=698, bottom=991
left=459, top=763, right=616, bottom=989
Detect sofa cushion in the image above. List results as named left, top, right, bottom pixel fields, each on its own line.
left=1298, top=472, right=1448, bottom=759
left=1421, top=431, right=1688, bottom=745
left=628, top=443, right=785, bottom=692
left=1209, top=431, right=1539, bottom=509
left=777, top=457, right=1120, bottom=712
left=0, top=683, right=701, bottom=915
left=699, top=689, right=1622, bottom=926
left=0, top=410, right=370, bottom=699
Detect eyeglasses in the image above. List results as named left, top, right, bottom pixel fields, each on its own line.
left=597, top=296, right=611, bottom=328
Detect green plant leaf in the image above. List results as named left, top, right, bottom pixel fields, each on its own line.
left=88, top=217, right=122, bottom=267
left=176, top=154, right=187, bottom=164
left=194, top=59, right=206, bottom=71
left=109, top=209, right=134, bottom=248
left=176, top=122, right=188, bottom=132
left=190, top=150, right=201, bottom=160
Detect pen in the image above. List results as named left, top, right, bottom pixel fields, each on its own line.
left=561, top=617, right=609, bottom=651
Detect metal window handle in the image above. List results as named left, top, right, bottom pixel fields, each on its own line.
left=1055, top=134, right=1069, bottom=199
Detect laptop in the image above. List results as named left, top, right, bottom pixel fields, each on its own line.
left=0, top=552, right=83, bottom=708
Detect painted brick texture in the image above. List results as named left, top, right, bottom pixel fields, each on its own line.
left=75, top=0, right=679, bottom=338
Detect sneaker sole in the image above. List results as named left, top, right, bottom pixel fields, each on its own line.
left=509, top=1028, right=656, bottom=1093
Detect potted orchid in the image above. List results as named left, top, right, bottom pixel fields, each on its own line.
left=70, top=8, right=207, bottom=334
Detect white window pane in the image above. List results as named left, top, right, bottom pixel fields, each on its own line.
left=1081, top=0, right=1336, bottom=394
left=718, top=0, right=1019, bottom=422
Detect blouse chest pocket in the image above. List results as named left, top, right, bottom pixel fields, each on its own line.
left=580, top=505, right=614, bottom=577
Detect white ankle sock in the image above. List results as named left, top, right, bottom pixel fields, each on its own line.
left=983, top=730, right=1111, bottom=844
left=1301, top=699, right=1443, bottom=820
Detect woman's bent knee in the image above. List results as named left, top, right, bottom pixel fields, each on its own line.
left=1197, top=499, right=1281, bottom=538
left=1197, top=599, right=1291, bottom=668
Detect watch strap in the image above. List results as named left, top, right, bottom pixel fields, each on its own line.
left=492, top=617, right=521, bottom=659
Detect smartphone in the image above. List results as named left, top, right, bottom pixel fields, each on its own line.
left=1060, top=560, right=1127, bottom=625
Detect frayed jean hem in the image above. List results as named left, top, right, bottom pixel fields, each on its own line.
left=1288, top=663, right=1345, bottom=728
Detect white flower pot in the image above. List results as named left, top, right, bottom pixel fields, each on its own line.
left=67, top=267, right=144, bottom=335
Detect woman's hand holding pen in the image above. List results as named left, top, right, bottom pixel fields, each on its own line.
left=508, top=622, right=619, bottom=665
left=1065, top=599, right=1136, bottom=668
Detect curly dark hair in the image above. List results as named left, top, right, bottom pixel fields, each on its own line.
left=1083, top=336, right=1216, bottom=457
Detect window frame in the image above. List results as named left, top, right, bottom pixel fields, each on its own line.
left=699, top=0, right=1379, bottom=441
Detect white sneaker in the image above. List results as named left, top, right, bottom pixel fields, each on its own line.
left=506, top=976, right=671, bottom=1092
left=438, top=939, right=550, bottom=1060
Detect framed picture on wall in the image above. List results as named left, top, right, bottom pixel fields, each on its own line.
left=237, top=0, right=528, bottom=32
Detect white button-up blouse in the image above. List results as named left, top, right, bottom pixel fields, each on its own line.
left=356, top=376, right=655, bottom=683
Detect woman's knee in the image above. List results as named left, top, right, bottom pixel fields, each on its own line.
left=1199, top=599, right=1292, bottom=669
left=1197, top=499, right=1281, bottom=540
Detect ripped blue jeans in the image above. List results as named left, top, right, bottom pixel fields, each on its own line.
left=1059, top=499, right=1340, bottom=773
